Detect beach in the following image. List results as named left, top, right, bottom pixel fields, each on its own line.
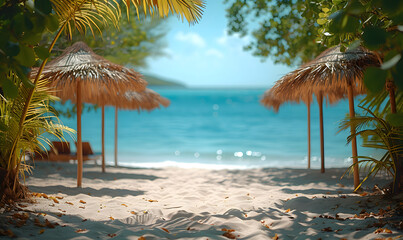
left=1, top=161, right=402, bottom=239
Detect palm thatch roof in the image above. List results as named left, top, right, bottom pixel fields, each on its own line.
left=261, top=86, right=341, bottom=112
left=116, top=89, right=171, bottom=111
left=261, top=45, right=380, bottom=111
left=31, top=41, right=147, bottom=104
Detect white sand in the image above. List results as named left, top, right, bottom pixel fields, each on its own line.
left=1, top=162, right=402, bottom=239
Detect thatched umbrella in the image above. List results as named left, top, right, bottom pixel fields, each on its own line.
left=263, top=45, right=380, bottom=189
left=261, top=86, right=340, bottom=169
left=112, top=89, right=170, bottom=167
left=32, top=41, right=147, bottom=187
left=67, top=88, right=169, bottom=173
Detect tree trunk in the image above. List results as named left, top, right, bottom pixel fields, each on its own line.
left=386, top=82, right=400, bottom=193
left=347, top=84, right=360, bottom=190
left=386, top=81, right=397, bottom=114
left=0, top=168, right=29, bottom=205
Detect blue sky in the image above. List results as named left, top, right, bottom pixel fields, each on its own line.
left=142, top=1, right=293, bottom=88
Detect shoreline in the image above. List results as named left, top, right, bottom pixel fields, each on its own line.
left=1, top=162, right=402, bottom=239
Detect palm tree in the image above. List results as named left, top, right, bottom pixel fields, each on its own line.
left=1, top=0, right=205, bottom=202
left=0, top=76, right=75, bottom=203
left=340, top=106, right=403, bottom=193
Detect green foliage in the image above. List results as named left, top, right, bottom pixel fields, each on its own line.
left=98, top=13, right=167, bottom=68
left=0, top=76, right=74, bottom=202
left=360, top=91, right=403, bottom=116
left=363, top=67, right=387, bottom=94
left=0, top=0, right=57, bottom=99
left=51, top=8, right=168, bottom=68
left=316, top=0, right=403, bottom=111
left=224, top=0, right=326, bottom=66
left=339, top=106, right=403, bottom=193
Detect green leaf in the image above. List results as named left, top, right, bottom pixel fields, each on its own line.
left=14, top=44, right=36, bottom=67
left=45, top=14, right=59, bottom=32
left=392, top=58, right=403, bottom=90
left=31, top=13, right=46, bottom=33
left=332, top=0, right=343, bottom=5
left=319, top=13, right=327, bottom=18
left=329, top=10, right=343, bottom=20
left=362, top=27, right=387, bottom=49
left=4, top=42, right=20, bottom=56
left=0, top=28, right=9, bottom=48
left=34, top=46, right=50, bottom=60
left=15, top=66, right=34, bottom=88
left=2, top=78, right=18, bottom=99
left=342, top=16, right=360, bottom=33
left=0, top=120, right=8, bottom=132
left=381, top=54, right=401, bottom=70
left=380, top=0, right=403, bottom=14
left=329, top=11, right=345, bottom=33
left=317, top=18, right=327, bottom=25
left=340, top=44, right=346, bottom=52
left=386, top=113, right=403, bottom=127
left=363, top=67, right=387, bottom=94
left=347, top=40, right=361, bottom=50
left=35, top=0, right=52, bottom=15
left=22, top=33, right=43, bottom=45
left=347, top=1, right=365, bottom=15
left=12, top=14, right=34, bottom=38
left=11, top=14, right=26, bottom=37
left=322, top=7, right=330, bottom=13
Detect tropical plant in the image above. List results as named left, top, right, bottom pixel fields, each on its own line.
left=0, top=76, right=75, bottom=203
left=360, top=91, right=403, bottom=118
left=0, top=0, right=204, bottom=203
left=340, top=106, right=403, bottom=193
left=319, top=1, right=403, bottom=193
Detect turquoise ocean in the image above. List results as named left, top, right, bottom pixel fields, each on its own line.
left=52, top=88, right=377, bottom=169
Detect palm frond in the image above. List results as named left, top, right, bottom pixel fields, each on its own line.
left=51, top=0, right=122, bottom=38
left=127, top=0, right=205, bottom=24
left=360, top=90, right=403, bottom=116
left=0, top=75, right=75, bottom=182
left=339, top=105, right=403, bottom=193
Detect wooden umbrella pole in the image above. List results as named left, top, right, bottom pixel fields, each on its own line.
left=77, top=81, right=83, bottom=188
left=318, top=92, right=325, bottom=173
left=347, top=84, right=360, bottom=189
left=114, top=107, right=118, bottom=167
left=307, top=101, right=311, bottom=169
left=102, top=106, right=105, bottom=173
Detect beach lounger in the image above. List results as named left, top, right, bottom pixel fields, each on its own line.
left=47, top=141, right=76, bottom=161
left=74, top=142, right=101, bottom=161
left=34, top=141, right=100, bottom=162
left=31, top=148, right=50, bottom=161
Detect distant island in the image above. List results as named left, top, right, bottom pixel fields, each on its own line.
left=142, top=73, right=186, bottom=88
